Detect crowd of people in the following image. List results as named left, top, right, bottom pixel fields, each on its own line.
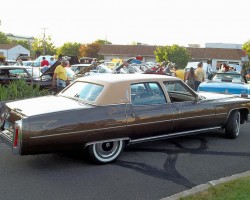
left=117, top=60, right=207, bottom=91
left=1, top=55, right=249, bottom=93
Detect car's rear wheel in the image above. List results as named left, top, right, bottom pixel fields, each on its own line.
left=88, top=140, right=124, bottom=164
left=225, top=110, right=240, bottom=139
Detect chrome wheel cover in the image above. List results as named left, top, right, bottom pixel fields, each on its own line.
left=93, top=140, right=123, bottom=162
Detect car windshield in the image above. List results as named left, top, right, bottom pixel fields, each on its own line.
left=212, top=73, right=244, bottom=83
left=61, top=81, right=104, bottom=102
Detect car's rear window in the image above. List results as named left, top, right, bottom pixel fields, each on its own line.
left=61, top=81, right=104, bottom=102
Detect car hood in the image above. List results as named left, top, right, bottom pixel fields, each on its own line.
left=40, top=60, right=60, bottom=77
left=5, top=95, right=93, bottom=117
left=198, top=92, right=238, bottom=100
left=199, top=82, right=250, bottom=95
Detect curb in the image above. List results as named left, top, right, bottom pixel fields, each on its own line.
left=161, top=170, right=250, bottom=200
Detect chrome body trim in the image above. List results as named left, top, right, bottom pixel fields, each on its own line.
left=30, top=125, right=127, bottom=139
left=129, top=127, right=222, bottom=144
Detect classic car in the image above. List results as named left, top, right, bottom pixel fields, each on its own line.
left=103, top=61, right=118, bottom=69
left=198, top=71, right=250, bottom=97
left=70, top=64, right=92, bottom=74
left=79, top=57, right=96, bottom=64
left=6, top=60, right=17, bottom=66
left=87, top=64, right=113, bottom=75
left=0, top=74, right=250, bottom=164
left=0, top=65, right=52, bottom=89
left=14, top=60, right=41, bottom=67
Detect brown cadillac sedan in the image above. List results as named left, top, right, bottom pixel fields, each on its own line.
left=1, top=74, right=250, bottom=164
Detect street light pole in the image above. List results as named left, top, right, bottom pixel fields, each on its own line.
left=41, top=27, right=47, bottom=55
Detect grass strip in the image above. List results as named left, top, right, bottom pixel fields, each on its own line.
left=180, top=176, right=250, bottom=200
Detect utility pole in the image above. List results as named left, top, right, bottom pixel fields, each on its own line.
left=41, top=28, right=47, bottom=55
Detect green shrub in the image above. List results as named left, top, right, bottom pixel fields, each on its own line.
left=0, top=80, right=50, bottom=101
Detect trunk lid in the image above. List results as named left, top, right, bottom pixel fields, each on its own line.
left=5, top=95, right=93, bottom=117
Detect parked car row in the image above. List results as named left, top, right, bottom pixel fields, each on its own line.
left=0, top=66, right=52, bottom=89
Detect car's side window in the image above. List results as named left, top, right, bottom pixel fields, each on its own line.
left=131, top=82, right=166, bottom=105
left=164, top=81, right=196, bottom=102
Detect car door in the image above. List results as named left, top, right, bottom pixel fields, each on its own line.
left=163, top=80, right=216, bottom=132
left=126, top=82, right=174, bottom=140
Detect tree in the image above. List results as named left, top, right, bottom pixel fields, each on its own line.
left=32, top=36, right=56, bottom=57
left=78, top=39, right=112, bottom=60
left=243, top=40, right=250, bottom=58
left=154, top=46, right=171, bottom=63
left=95, top=39, right=112, bottom=45
left=57, top=42, right=81, bottom=57
left=154, top=45, right=191, bottom=69
left=79, top=41, right=102, bottom=59
left=0, top=31, right=10, bottom=44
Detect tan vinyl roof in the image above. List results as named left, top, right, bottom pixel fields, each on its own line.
left=76, top=74, right=178, bottom=105
left=77, top=73, right=178, bottom=84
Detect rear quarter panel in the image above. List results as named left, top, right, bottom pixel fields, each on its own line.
left=21, top=104, right=129, bottom=155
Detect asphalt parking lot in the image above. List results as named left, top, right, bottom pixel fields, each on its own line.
left=1, top=123, right=250, bottom=200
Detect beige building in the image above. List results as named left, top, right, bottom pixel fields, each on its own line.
left=99, top=44, right=249, bottom=69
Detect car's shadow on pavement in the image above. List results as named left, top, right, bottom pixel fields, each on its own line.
left=114, top=130, right=250, bottom=189
left=23, top=130, right=250, bottom=189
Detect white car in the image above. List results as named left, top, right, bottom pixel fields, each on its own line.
left=15, top=60, right=41, bottom=67
left=70, top=64, right=92, bottom=74
left=103, top=62, right=118, bottom=69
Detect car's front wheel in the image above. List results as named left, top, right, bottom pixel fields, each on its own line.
left=88, top=140, right=124, bottom=164
left=225, top=110, right=240, bottom=139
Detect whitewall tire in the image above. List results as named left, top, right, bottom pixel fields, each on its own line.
left=88, top=140, right=124, bottom=164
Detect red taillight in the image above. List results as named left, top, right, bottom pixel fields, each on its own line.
left=13, top=128, right=19, bottom=147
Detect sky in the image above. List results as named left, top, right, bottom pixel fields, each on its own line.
left=1, top=0, right=250, bottom=47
